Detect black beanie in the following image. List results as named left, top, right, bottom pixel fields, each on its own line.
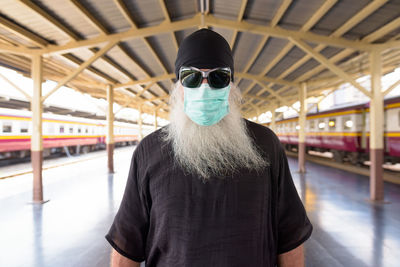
left=175, top=28, right=234, bottom=81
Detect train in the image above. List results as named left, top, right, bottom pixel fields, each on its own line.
left=0, top=108, right=155, bottom=160
left=264, top=96, right=400, bottom=165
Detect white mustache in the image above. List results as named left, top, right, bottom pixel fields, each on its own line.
left=161, top=82, right=268, bottom=180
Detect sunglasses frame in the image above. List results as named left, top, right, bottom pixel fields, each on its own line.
left=179, top=66, right=231, bottom=89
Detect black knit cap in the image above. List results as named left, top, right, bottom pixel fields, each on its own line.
left=175, top=28, right=234, bottom=82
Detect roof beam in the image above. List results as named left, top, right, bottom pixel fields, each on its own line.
left=376, top=39, right=400, bottom=51
left=158, top=0, right=179, bottom=52
left=204, top=15, right=373, bottom=51
left=237, top=0, right=293, bottom=106
left=114, top=73, right=175, bottom=89
left=0, top=72, right=31, bottom=100
left=240, top=0, right=335, bottom=105
left=236, top=72, right=297, bottom=87
left=383, top=79, right=400, bottom=96
left=333, top=0, right=389, bottom=37
left=306, top=87, right=337, bottom=113
left=43, top=14, right=201, bottom=55
left=2, top=2, right=121, bottom=88
left=252, top=9, right=396, bottom=109
left=306, top=52, right=400, bottom=87
left=17, top=0, right=80, bottom=41
left=364, top=16, right=400, bottom=43
left=42, top=40, right=118, bottom=101
left=17, top=0, right=128, bottom=85
left=71, top=0, right=108, bottom=33
left=147, top=95, right=169, bottom=103
left=229, top=0, right=248, bottom=48
left=251, top=80, right=288, bottom=104
left=136, top=82, right=155, bottom=99
left=62, top=53, right=118, bottom=84
left=275, top=0, right=388, bottom=82
left=0, top=15, right=48, bottom=48
left=0, top=43, right=39, bottom=55
left=72, top=0, right=171, bottom=111
left=240, top=0, right=291, bottom=74
left=292, top=37, right=371, bottom=97
left=252, top=58, right=400, bottom=116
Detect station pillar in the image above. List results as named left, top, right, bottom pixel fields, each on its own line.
left=369, top=50, right=384, bottom=201
left=138, top=106, right=143, bottom=141
left=31, top=55, right=44, bottom=203
left=270, top=105, right=276, bottom=133
left=106, top=84, right=114, bottom=173
left=154, top=110, right=158, bottom=131
left=298, top=82, right=307, bottom=173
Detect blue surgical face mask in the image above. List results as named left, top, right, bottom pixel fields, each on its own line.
left=183, top=83, right=231, bottom=126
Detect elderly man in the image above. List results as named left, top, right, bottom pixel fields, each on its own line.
left=106, top=29, right=312, bottom=267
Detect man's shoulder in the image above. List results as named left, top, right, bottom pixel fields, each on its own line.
left=134, top=125, right=170, bottom=159
left=244, top=119, right=279, bottom=143
left=136, top=125, right=169, bottom=149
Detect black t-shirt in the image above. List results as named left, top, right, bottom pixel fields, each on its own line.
left=106, top=119, right=312, bottom=267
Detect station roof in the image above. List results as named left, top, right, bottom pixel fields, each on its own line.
left=0, top=0, right=399, bottom=119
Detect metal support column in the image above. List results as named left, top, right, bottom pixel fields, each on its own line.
left=154, top=110, right=158, bottom=131
left=369, top=50, right=384, bottom=201
left=139, top=106, right=143, bottom=141
left=106, top=84, right=114, bottom=173
left=31, top=54, right=45, bottom=203
left=298, top=82, right=307, bottom=173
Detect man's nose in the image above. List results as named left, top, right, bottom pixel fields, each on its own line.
left=201, top=77, right=207, bottom=84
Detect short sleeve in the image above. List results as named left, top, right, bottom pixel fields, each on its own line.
left=105, top=149, right=149, bottom=262
left=276, top=143, right=313, bottom=254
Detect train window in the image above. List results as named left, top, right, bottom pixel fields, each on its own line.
left=309, top=120, right=315, bottom=130
left=343, top=116, right=353, bottom=130
left=3, top=121, right=12, bottom=133
left=85, top=127, right=88, bottom=134
left=318, top=120, right=325, bottom=129
left=328, top=118, right=336, bottom=129
left=69, top=127, right=73, bottom=134
left=78, top=127, right=82, bottom=133
left=20, top=121, right=29, bottom=133
left=60, top=125, right=65, bottom=133
left=295, top=124, right=300, bottom=130
left=398, top=110, right=400, bottom=127
left=47, top=123, right=55, bottom=134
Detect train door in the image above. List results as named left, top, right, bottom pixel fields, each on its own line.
left=361, top=109, right=367, bottom=150
left=384, top=109, right=389, bottom=153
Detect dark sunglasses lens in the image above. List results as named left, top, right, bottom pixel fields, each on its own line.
left=180, top=70, right=202, bottom=88
left=209, top=70, right=231, bottom=89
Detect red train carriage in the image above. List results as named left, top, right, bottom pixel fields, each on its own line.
left=0, top=108, right=153, bottom=159
left=264, top=96, right=400, bottom=164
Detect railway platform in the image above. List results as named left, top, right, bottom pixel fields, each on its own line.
left=0, top=147, right=399, bottom=267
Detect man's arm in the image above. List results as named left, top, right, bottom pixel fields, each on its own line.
left=277, top=245, right=304, bottom=267
left=110, top=249, right=141, bottom=267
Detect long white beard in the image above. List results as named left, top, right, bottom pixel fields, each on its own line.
left=161, top=82, right=268, bottom=180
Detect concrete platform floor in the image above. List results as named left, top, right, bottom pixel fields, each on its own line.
left=0, top=146, right=399, bottom=267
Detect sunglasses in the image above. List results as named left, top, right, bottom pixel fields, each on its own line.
left=179, top=66, right=231, bottom=89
